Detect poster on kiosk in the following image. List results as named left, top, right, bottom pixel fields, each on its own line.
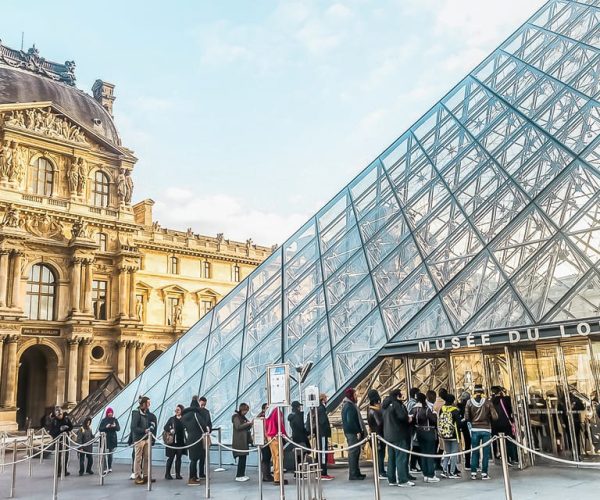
left=266, top=363, right=291, bottom=407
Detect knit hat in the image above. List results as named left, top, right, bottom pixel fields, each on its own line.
left=291, top=400, right=302, bottom=410
left=344, top=387, right=355, bottom=399
left=106, top=407, right=114, bottom=416
left=474, top=384, right=485, bottom=394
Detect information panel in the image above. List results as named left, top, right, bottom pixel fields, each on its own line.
left=266, top=364, right=290, bottom=407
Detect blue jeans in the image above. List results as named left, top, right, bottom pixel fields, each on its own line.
left=470, top=430, right=492, bottom=474
left=441, top=439, right=458, bottom=474
left=386, top=438, right=409, bottom=484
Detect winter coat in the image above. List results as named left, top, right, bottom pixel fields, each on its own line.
left=164, top=416, right=187, bottom=458
left=410, top=403, right=437, bottom=429
left=341, top=397, right=365, bottom=436
left=288, top=410, right=310, bottom=447
left=265, top=407, right=287, bottom=438
left=382, top=396, right=411, bottom=442
left=76, top=426, right=94, bottom=453
left=231, top=412, right=252, bottom=458
left=306, top=403, right=332, bottom=439
left=130, top=408, right=156, bottom=443
left=49, top=414, right=73, bottom=439
left=491, top=395, right=514, bottom=434
left=181, top=406, right=209, bottom=460
left=98, top=416, right=120, bottom=450
left=465, top=397, right=498, bottom=431
left=367, top=404, right=384, bottom=436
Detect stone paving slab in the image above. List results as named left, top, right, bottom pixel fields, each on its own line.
left=0, top=459, right=597, bottom=499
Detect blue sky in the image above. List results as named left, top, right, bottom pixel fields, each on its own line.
left=1, top=0, right=545, bottom=245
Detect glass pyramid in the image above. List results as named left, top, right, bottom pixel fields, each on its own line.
left=96, top=0, right=600, bottom=440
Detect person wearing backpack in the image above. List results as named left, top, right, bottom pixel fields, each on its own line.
left=438, top=394, right=461, bottom=479
left=410, top=392, right=439, bottom=483
left=464, top=385, right=498, bottom=480
left=382, top=389, right=414, bottom=488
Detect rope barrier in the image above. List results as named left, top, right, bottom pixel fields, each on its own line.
left=283, top=435, right=370, bottom=454
left=506, top=437, right=600, bottom=469
left=0, top=436, right=60, bottom=468
left=377, top=434, right=499, bottom=458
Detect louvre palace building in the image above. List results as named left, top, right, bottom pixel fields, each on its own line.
left=0, top=41, right=272, bottom=431
left=97, top=0, right=600, bottom=466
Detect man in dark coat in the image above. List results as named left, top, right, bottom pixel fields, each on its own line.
left=367, top=389, right=385, bottom=478
left=182, top=396, right=210, bottom=486
left=49, top=406, right=73, bottom=477
left=341, top=387, right=366, bottom=480
left=130, top=396, right=156, bottom=485
left=382, top=389, right=413, bottom=487
left=307, top=393, right=334, bottom=480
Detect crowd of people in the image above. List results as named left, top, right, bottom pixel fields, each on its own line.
left=341, top=384, right=518, bottom=487
left=39, top=384, right=517, bottom=488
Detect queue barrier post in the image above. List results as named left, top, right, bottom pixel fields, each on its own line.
left=147, top=435, right=153, bottom=492
left=370, top=434, right=381, bottom=500
left=257, top=443, right=263, bottom=500
left=9, top=440, right=16, bottom=498
left=98, top=432, right=105, bottom=486
left=40, top=429, right=46, bottom=464
left=278, top=431, right=285, bottom=500
left=214, top=427, right=225, bottom=472
left=52, top=436, right=60, bottom=500
left=60, top=434, right=66, bottom=481
left=499, top=434, right=514, bottom=500
left=205, top=433, right=211, bottom=499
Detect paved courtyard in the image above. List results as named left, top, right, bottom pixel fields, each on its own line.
left=0, top=457, right=597, bottom=500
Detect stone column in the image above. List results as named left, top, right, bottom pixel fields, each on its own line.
left=135, top=342, right=143, bottom=376
left=118, top=267, right=128, bottom=317
left=1, top=336, right=19, bottom=408
left=79, top=339, right=92, bottom=400
left=116, top=341, right=127, bottom=383
left=127, top=341, right=136, bottom=383
left=83, top=260, right=93, bottom=314
left=70, top=258, right=82, bottom=315
left=128, top=269, right=137, bottom=319
left=66, top=338, right=80, bottom=405
left=9, top=251, right=22, bottom=309
left=0, top=251, right=9, bottom=308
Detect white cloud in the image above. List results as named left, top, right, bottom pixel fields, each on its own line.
left=153, top=190, right=310, bottom=245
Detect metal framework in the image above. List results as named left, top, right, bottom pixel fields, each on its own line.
left=95, top=0, right=600, bottom=441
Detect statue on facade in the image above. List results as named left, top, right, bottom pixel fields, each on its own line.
left=173, top=304, right=183, bottom=327
left=136, top=297, right=143, bottom=321
left=186, top=227, right=194, bottom=238
left=71, top=217, right=87, bottom=239
left=117, top=168, right=128, bottom=204
left=0, top=141, right=14, bottom=179
left=67, top=158, right=79, bottom=195
left=11, top=145, right=26, bottom=184
left=245, top=238, right=253, bottom=256
left=1, top=204, right=20, bottom=228
left=124, top=170, right=133, bottom=204
left=76, top=157, right=87, bottom=194
left=216, top=233, right=224, bottom=252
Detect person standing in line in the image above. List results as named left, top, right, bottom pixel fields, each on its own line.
left=382, top=389, right=414, bottom=488
left=98, top=407, right=120, bottom=473
left=406, top=388, right=422, bottom=474
left=265, top=404, right=288, bottom=486
left=49, top=406, right=73, bottom=477
left=164, top=405, right=186, bottom=480
left=232, top=403, right=252, bottom=482
left=289, top=401, right=310, bottom=448
left=465, top=384, right=498, bottom=480
left=76, top=417, right=94, bottom=476
left=490, top=386, right=518, bottom=465
left=366, top=389, right=386, bottom=479
left=457, top=391, right=472, bottom=470
left=438, top=394, right=461, bottom=479
left=307, top=393, right=334, bottom=481
left=411, top=393, right=439, bottom=483
left=198, top=396, right=212, bottom=479
left=130, top=396, right=156, bottom=485
left=341, top=387, right=367, bottom=480
left=433, top=389, right=448, bottom=414
left=257, top=403, right=274, bottom=482
left=182, top=396, right=209, bottom=486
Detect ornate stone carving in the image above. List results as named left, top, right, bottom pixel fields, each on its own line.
left=117, top=168, right=133, bottom=204
left=216, top=233, right=224, bottom=252
left=245, top=238, right=253, bottom=256
left=70, top=217, right=89, bottom=239
left=1, top=204, right=21, bottom=228
left=4, top=108, right=87, bottom=145
left=0, top=141, right=26, bottom=184
left=23, top=213, right=64, bottom=239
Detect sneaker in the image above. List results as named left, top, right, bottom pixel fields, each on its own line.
left=130, top=473, right=136, bottom=480
left=108, top=469, right=112, bottom=473
left=398, top=481, right=415, bottom=488
left=388, top=482, right=397, bottom=486
left=379, top=474, right=387, bottom=480
left=134, top=478, right=145, bottom=485
left=481, top=473, right=490, bottom=480
left=187, top=478, right=201, bottom=486
left=235, top=476, right=250, bottom=482
left=321, top=475, right=334, bottom=481
left=424, top=476, right=440, bottom=483
left=448, top=473, right=460, bottom=479
left=470, top=472, right=478, bottom=480
left=349, top=475, right=365, bottom=481
left=440, top=471, right=448, bottom=478
left=410, top=467, right=421, bottom=474
left=408, top=474, right=417, bottom=480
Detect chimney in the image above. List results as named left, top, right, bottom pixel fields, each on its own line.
left=92, top=79, right=116, bottom=117
left=133, top=199, right=155, bottom=227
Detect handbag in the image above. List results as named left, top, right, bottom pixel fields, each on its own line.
left=163, top=429, right=174, bottom=445
left=499, top=398, right=516, bottom=436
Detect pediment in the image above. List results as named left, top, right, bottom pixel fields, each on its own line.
left=0, top=102, right=133, bottom=158
left=193, top=287, right=221, bottom=299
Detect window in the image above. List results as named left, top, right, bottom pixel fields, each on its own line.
left=92, top=171, right=110, bottom=207
left=200, top=299, right=214, bottom=317
left=97, top=233, right=107, bottom=252
left=233, top=264, right=240, bottom=282
left=167, top=297, right=180, bottom=326
left=92, top=280, right=107, bottom=320
left=25, top=264, right=56, bottom=320
left=168, top=256, right=179, bottom=274
left=29, top=158, right=54, bottom=196
left=203, top=261, right=211, bottom=279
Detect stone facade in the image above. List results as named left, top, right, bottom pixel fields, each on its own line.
left=0, top=44, right=271, bottom=430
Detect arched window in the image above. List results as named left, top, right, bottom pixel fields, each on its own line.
left=25, top=264, right=56, bottom=321
left=97, top=232, right=107, bottom=252
left=29, top=158, right=54, bottom=196
left=92, top=171, right=110, bottom=207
